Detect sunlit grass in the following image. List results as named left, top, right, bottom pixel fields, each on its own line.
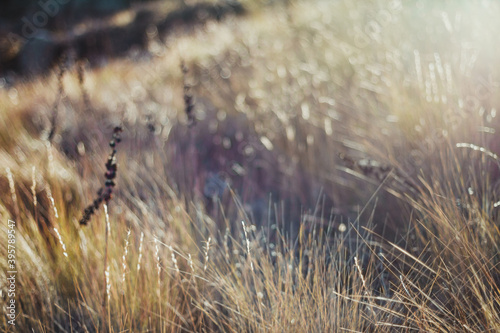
left=1, top=0, right=500, bottom=331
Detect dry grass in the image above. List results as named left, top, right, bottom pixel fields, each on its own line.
left=1, top=0, right=500, bottom=332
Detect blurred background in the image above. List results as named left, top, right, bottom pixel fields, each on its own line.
left=0, top=0, right=245, bottom=76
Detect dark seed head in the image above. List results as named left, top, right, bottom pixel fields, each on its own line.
left=105, top=171, right=116, bottom=179
left=80, top=126, right=122, bottom=226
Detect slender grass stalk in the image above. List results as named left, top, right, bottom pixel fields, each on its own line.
left=103, top=204, right=111, bottom=330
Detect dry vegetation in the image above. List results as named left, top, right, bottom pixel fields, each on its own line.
left=1, top=0, right=500, bottom=332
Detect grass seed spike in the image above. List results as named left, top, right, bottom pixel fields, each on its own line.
left=80, top=126, right=122, bottom=225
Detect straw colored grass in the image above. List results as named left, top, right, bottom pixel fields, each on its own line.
left=1, top=0, right=500, bottom=332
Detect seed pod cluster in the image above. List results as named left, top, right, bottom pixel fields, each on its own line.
left=48, top=54, right=68, bottom=142
left=77, top=60, right=91, bottom=113
left=80, top=126, right=122, bottom=225
left=181, top=61, right=195, bottom=126
left=338, top=152, right=419, bottom=193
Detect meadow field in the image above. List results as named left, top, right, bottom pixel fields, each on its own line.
left=1, top=0, right=500, bottom=331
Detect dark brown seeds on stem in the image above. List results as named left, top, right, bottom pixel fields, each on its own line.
left=181, top=60, right=196, bottom=127
left=80, top=126, right=122, bottom=225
